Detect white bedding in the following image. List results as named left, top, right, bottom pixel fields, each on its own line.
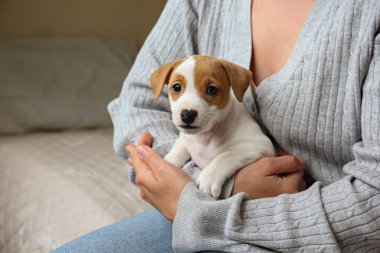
left=0, top=128, right=149, bottom=253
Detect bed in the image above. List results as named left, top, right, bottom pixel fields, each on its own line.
left=0, top=38, right=150, bottom=253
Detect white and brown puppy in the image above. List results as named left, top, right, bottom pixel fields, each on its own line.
left=150, top=55, right=275, bottom=198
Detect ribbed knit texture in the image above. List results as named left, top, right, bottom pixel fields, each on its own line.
left=108, top=0, right=380, bottom=252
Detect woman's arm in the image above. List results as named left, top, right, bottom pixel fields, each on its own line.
left=128, top=33, right=380, bottom=252
left=127, top=138, right=306, bottom=223
left=170, top=32, right=380, bottom=252
left=108, top=0, right=199, bottom=182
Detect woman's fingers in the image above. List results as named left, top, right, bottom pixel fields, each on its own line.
left=263, top=155, right=306, bottom=175
left=138, top=131, right=154, bottom=146
left=125, top=132, right=153, bottom=165
left=126, top=144, right=156, bottom=184
left=136, top=145, right=168, bottom=174
left=279, top=169, right=305, bottom=194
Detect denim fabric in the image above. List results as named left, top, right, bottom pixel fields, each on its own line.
left=51, top=208, right=224, bottom=253
left=51, top=209, right=175, bottom=253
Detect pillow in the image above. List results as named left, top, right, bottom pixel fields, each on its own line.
left=0, top=38, right=139, bottom=134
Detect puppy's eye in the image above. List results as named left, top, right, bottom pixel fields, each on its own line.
left=172, top=83, right=182, bottom=93
left=206, top=85, right=218, bottom=96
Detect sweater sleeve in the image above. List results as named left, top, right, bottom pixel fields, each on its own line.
left=172, top=34, right=380, bottom=253
left=107, top=0, right=198, bottom=182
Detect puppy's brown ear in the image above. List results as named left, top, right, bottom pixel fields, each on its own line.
left=220, top=61, right=252, bottom=102
left=150, top=61, right=181, bottom=101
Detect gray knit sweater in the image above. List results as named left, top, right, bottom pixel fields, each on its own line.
left=108, top=0, right=380, bottom=252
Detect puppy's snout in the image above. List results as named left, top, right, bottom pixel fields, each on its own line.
left=180, top=109, right=198, bottom=124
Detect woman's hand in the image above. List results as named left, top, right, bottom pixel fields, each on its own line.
left=231, top=150, right=307, bottom=199
left=128, top=132, right=306, bottom=219
left=126, top=132, right=191, bottom=222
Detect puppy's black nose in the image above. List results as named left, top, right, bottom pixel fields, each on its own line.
left=180, top=109, right=198, bottom=124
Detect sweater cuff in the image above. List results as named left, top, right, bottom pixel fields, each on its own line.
left=181, top=162, right=235, bottom=200
left=219, top=176, right=235, bottom=199
left=172, top=182, right=247, bottom=252
left=172, top=182, right=340, bottom=253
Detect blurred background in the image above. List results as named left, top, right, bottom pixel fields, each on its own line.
left=0, top=1, right=166, bottom=252
left=0, top=0, right=165, bottom=44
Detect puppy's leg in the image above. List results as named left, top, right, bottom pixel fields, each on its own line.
left=196, top=151, right=262, bottom=198
left=164, top=138, right=191, bottom=168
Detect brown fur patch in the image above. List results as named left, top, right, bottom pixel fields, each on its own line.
left=193, top=55, right=252, bottom=108
left=150, top=58, right=187, bottom=101
left=193, top=56, right=231, bottom=109
left=168, top=74, right=187, bottom=102
left=152, top=55, right=252, bottom=106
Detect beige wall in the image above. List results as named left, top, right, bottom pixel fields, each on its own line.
left=0, top=0, right=167, bottom=44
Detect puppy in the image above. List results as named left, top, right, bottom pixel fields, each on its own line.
left=150, top=55, right=275, bottom=198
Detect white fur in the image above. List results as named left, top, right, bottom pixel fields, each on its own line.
left=164, top=57, right=275, bottom=198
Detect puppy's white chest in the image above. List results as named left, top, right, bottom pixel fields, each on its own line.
left=181, top=134, right=221, bottom=168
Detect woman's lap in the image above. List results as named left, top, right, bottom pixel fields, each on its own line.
left=51, top=208, right=174, bottom=253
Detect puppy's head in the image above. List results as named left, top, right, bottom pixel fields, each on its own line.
left=150, top=55, right=252, bottom=134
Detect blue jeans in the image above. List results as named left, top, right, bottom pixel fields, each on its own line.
left=52, top=209, right=223, bottom=253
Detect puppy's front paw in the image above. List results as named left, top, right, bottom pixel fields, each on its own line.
left=196, top=170, right=225, bottom=198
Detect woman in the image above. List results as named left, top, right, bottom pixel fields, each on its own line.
left=54, top=0, right=380, bottom=252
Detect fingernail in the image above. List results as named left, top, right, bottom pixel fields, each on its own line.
left=137, top=145, right=147, bottom=156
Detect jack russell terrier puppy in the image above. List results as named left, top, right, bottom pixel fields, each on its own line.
left=150, top=55, right=275, bottom=198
